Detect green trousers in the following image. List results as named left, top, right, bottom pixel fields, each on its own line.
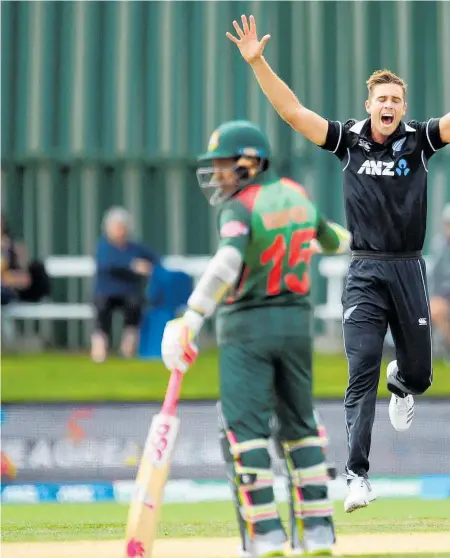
left=219, top=332, right=332, bottom=537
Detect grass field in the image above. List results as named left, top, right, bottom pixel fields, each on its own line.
left=2, top=351, right=450, bottom=402
left=2, top=499, right=450, bottom=557
left=3, top=499, right=450, bottom=542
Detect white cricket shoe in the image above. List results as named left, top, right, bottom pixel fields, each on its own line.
left=252, top=540, right=285, bottom=557
left=292, top=524, right=334, bottom=556
left=344, top=475, right=376, bottom=513
left=250, top=532, right=286, bottom=558
left=387, top=360, right=415, bottom=432
left=239, top=529, right=288, bottom=557
left=238, top=546, right=285, bottom=558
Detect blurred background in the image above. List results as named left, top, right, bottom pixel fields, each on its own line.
left=2, top=0, right=450, bottom=511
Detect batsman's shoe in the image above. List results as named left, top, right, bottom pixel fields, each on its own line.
left=344, top=474, right=376, bottom=513
left=292, top=524, right=334, bottom=556
left=290, top=545, right=304, bottom=557
left=251, top=533, right=286, bottom=557
left=387, top=360, right=415, bottom=432
left=238, top=548, right=284, bottom=558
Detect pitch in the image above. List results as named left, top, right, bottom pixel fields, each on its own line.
left=2, top=498, right=450, bottom=557
left=4, top=534, right=450, bottom=558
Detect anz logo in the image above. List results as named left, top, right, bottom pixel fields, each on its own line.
left=357, top=160, right=395, bottom=176
left=357, top=158, right=410, bottom=177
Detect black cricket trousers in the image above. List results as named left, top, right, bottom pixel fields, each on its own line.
left=342, top=252, right=433, bottom=478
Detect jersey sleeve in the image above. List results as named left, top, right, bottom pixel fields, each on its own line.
left=410, top=118, right=449, bottom=160
left=319, top=119, right=354, bottom=160
left=217, top=199, right=251, bottom=256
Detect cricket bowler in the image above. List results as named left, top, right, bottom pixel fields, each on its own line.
left=226, top=14, right=450, bottom=514
left=161, top=119, right=350, bottom=557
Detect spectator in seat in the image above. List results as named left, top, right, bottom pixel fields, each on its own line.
left=92, top=207, right=159, bottom=362
left=1, top=214, right=51, bottom=306
left=429, top=204, right=450, bottom=359
left=1, top=214, right=31, bottom=305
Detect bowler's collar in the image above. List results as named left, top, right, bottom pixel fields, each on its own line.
left=350, top=118, right=415, bottom=137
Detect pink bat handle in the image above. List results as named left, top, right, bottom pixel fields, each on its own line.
left=161, top=369, right=183, bottom=417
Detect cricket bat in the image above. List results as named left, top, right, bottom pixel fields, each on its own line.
left=124, top=369, right=183, bottom=558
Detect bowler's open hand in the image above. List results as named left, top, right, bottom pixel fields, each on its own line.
left=226, top=15, right=270, bottom=64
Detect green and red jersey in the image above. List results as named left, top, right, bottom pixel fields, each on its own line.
left=215, top=170, right=340, bottom=345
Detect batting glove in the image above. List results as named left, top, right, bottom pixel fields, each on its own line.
left=161, top=310, right=203, bottom=374
left=312, top=221, right=352, bottom=255
left=329, top=221, right=352, bottom=253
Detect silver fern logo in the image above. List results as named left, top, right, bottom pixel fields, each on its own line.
left=392, top=137, right=407, bottom=154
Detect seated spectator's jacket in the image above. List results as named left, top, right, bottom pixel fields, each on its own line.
left=94, top=236, right=159, bottom=298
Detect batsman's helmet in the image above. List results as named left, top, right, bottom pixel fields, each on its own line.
left=196, top=120, right=271, bottom=206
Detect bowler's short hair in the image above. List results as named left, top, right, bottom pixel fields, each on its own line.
left=366, top=69, right=407, bottom=100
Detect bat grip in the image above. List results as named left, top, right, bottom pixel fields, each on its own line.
left=161, top=369, right=183, bottom=417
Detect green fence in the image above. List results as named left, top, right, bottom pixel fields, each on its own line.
left=2, top=1, right=449, bottom=347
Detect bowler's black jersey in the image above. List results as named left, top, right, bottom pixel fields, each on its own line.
left=321, top=118, right=448, bottom=252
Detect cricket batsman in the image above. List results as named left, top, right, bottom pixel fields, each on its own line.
left=161, top=120, right=350, bottom=557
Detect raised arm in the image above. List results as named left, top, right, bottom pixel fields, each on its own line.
left=439, top=112, right=450, bottom=144
left=227, top=15, right=328, bottom=147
